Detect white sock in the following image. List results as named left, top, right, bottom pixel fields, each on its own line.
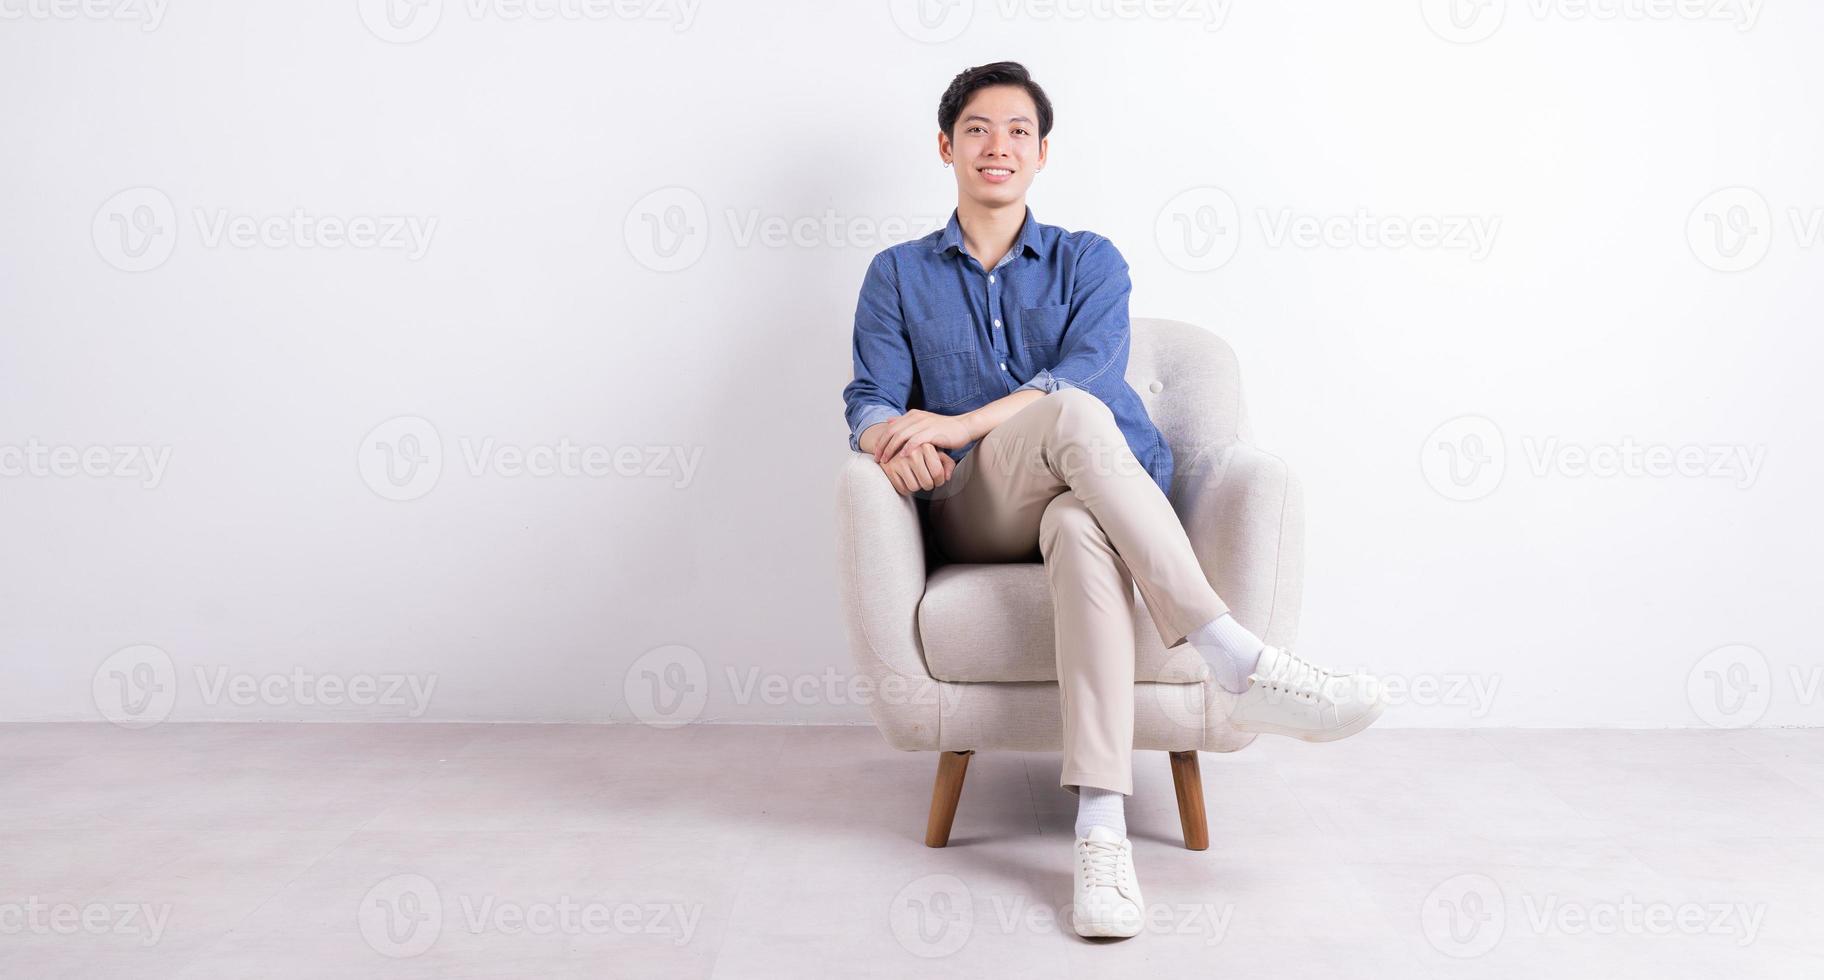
left=1188, top=613, right=1266, bottom=694
left=1074, top=785, right=1127, bottom=839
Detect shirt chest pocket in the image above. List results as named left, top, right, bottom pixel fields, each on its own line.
left=909, top=312, right=981, bottom=412
left=1017, top=303, right=1070, bottom=358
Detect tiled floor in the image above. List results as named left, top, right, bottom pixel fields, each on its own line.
left=1, top=724, right=1820, bottom=978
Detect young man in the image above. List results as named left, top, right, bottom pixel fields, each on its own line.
left=841, top=62, right=1385, bottom=940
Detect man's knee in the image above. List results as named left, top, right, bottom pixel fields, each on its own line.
left=1039, top=388, right=1125, bottom=475
left=1045, top=387, right=1118, bottom=435
left=1038, top=493, right=1104, bottom=551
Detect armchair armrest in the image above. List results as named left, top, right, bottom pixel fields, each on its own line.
left=1171, top=441, right=1305, bottom=650
left=834, top=450, right=940, bottom=750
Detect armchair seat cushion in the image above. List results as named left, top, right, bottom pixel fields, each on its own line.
left=917, top=563, right=1211, bottom=684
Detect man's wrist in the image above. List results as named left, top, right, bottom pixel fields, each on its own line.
left=958, top=407, right=988, bottom=444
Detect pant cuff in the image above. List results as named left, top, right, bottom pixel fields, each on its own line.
left=1160, top=600, right=1231, bottom=651
left=1061, top=769, right=1133, bottom=797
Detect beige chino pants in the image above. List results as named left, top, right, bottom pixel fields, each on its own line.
left=927, top=388, right=1230, bottom=797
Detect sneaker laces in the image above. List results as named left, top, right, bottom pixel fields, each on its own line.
left=1260, top=649, right=1338, bottom=701
left=1079, top=838, right=1126, bottom=889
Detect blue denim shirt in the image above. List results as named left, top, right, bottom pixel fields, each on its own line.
left=841, top=206, right=1173, bottom=495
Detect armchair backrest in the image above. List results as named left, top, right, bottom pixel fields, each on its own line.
left=1125, top=318, right=1250, bottom=500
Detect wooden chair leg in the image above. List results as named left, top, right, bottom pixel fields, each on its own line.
left=1170, top=750, right=1210, bottom=850
left=924, top=750, right=974, bottom=847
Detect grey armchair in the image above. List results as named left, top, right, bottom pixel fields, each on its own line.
left=834, top=318, right=1305, bottom=849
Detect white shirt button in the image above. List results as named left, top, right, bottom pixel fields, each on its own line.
left=999, top=362, right=1007, bottom=371
left=993, top=319, right=1001, bottom=328
left=1149, top=381, right=1164, bottom=393
left=988, top=275, right=995, bottom=284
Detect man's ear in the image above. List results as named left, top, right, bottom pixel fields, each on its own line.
left=937, top=130, right=952, bottom=165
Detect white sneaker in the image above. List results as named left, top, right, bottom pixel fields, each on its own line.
left=1072, top=826, right=1144, bottom=938
left=1229, top=645, right=1386, bottom=741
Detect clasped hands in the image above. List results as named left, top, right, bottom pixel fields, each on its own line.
left=866, top=410, right=976, bottom=496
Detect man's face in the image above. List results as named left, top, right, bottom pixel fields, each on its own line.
left=941, top=84, right=1047, bottom=208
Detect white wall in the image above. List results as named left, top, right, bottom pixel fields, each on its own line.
left=2, top=0, right=1818, bottom=728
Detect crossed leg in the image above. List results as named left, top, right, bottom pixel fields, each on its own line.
left=927, top=388, right=1231, bottom=795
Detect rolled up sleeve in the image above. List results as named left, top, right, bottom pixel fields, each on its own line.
left=1012, top=367, right=1084, bottom=395
left=841, top=252, right=913, bottom=451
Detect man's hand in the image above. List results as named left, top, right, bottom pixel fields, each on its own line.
left=874, top=409, right=975, bottom=464
left=880, top=442, right=957, bottom=496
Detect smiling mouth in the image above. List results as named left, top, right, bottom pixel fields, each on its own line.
left=978, top=167, right=1015, bottom=180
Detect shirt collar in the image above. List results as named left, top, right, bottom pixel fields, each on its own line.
left=933, top=205, right=1047, bottom=262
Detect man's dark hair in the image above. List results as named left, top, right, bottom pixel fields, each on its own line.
left=937, top=61, right=1054, bottom=141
